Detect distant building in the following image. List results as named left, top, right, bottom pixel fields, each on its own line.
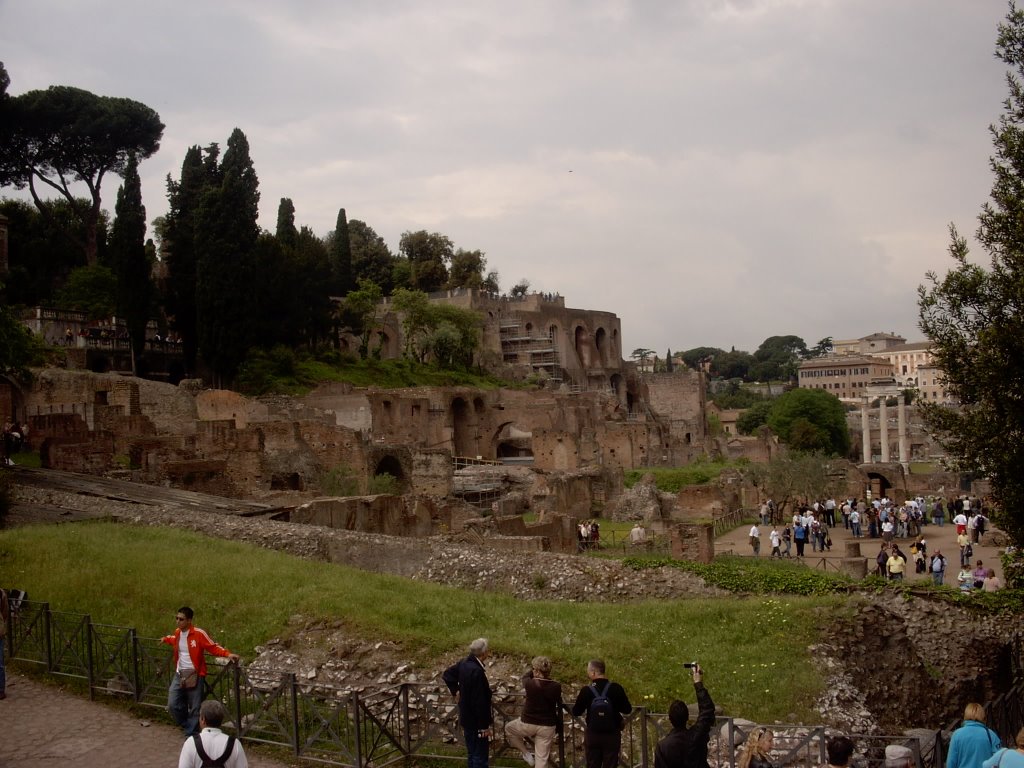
left=832, top=332, right=906, bottom=356
left=797, top=354, right=895, bottom=402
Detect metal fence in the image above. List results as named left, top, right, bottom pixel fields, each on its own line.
left=5, top=600, right=1021, bottom=768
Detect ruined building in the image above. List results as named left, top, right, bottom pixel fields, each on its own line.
left=2, top=292, right=710, bottom=507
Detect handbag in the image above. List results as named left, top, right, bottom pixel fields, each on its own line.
left=179, top=670, right=199, bottom=689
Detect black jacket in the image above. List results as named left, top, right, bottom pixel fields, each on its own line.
left=653, top=682, right=716, bottom=768
left=571, top=678, right=632, bottom=732
left=443, top=655, right=493, bottom=731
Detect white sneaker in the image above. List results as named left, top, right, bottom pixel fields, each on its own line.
left=522, top=753, right=535, bottom=766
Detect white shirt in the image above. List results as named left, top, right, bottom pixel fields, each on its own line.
left=178, top=727, right=248, bottom=768
left=953, top=513, right=968, bottom=526
left=749, top=525, right=760, bottom=539
left=769, top=530, right=781, bottom=547
left=178, top=630, right=195, bottom=673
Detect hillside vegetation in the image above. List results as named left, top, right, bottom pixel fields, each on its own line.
left=0, top=521, right=838, bottom=721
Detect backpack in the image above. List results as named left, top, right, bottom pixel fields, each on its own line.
left=588, top=682, right=618, bottom=733
left=192, top=734, right=236, bottom=767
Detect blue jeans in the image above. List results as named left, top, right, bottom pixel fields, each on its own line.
left=932, top=571, right=944, bottom=586
left=464, top=726, right=490, bottom=768
left=168, top=672, right=205, bottom=735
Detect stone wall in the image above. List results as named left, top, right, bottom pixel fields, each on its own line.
left=643, top=371, right=709, bottom=463
left=291, top=495, right=436, bottom=536
left=412, top=451, right=453, bottom=496
left=669, top=523, right=715, bottom=563
left=675, top=484, right=736, bottom=522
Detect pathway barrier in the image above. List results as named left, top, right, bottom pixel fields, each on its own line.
left=5, top=600, right=1021, bottom=768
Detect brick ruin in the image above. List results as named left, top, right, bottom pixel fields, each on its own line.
left=3, top=363, right=711, bottom=538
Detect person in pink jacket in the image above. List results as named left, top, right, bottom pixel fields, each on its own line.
left=161, top=606, right=239, bottom=735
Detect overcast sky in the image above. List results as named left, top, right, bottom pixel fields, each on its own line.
left=0, top=1, right=1011, bottom=356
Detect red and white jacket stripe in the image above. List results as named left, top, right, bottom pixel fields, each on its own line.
left=160, top=626, right=233, bottom=677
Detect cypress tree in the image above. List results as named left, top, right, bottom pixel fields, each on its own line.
left=330, top=207, right=354, bottom=295
left=195, top=128, right=260, bottom=386
left=276, top=198, right=297, bottom=250
left=164, top=143, right=220, bottom=374
left=109, top=154, right=151, bottom=374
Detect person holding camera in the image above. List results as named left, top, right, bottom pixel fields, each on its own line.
left=654, top=663, right=715, bottom=768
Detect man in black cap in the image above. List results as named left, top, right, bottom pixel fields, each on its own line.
left=654, top=663, right=715, bottom=768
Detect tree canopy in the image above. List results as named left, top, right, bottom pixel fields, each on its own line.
left=765, top=388, right=850, bottom=456
left=918, top=3, right=1024, bottom=548
left=0, top=72, right=163, bottom=266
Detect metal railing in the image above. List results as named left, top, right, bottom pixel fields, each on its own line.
left=5, top=600, right=1020, bottom=768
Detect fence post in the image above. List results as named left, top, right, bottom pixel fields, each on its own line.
left=933, top=730, right=944, bottom=768
left=232, top=663, right=243, bottom=737
left=639, top=708, right=650, bottom=768
left=287, top=672, right=300, bottom=756
left=401, top=684, right=411, bottom=756
left=43, top=602, right=53, bottom=672
left=130, top=628, right=142, bottom=702
left=86, top=615, right=95, bottom=700
left=353, top=689, right=363, bottom=768
left=816, top=726, right=826, bottom=768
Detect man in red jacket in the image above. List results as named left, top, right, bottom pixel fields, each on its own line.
left=161, top=606, right=239, bottom=735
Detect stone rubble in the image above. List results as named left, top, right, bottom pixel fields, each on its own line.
left=11, top=483, right=1018, bottom=738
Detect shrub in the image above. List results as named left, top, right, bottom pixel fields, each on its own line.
left=367, top=472, right=401, bottom=495
left=321, top=466, right=361, bottom=496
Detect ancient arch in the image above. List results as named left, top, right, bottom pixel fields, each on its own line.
left=451, top=397, right=475, bottom=457
left=492, top=421, right=533, bottom=461
left=595, top=327, right=607, bottom=368
left=374, top=454, right=405, bottom=480
left=574, top=325, right=592, bottom=368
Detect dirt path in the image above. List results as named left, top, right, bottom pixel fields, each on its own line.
left=0, top=671, right=301, bottom=767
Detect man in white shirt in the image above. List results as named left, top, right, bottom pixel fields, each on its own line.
left=178, top=699, right=248, bottom=767
left=748, top=524, right=761, bottom=556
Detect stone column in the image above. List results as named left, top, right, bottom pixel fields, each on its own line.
left=898, top=398, right=909, bottom=468
left=879, top=398, right=889, bottom=463
left=861, top=401, right=871, bottom=464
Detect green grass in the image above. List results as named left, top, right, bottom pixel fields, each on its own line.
left=0, top=521, right=841, bottom=721
left=234, top=347, right=516, bottom=396
left=623, top=460, right=740, bottom=492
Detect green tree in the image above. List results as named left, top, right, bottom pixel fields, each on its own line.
left=0, top=197, right=106, bottom=306
left=806, top=337, right=834, bottom=359
left=0, top=281, right=45, bottom=382
left=195, top=128, right=260, bottom=386
left=447, top=248, right=489, bottom=290
left=108, top=154, right=151, bottom=373
left=400, top=230, right=451, bottom=292
left=917, top=3, right=1024, bottom=548
left=736, top=401, right=773, bottom=434
left=509, top=279, right=530, bottom=298
left=745, top=453, right=846, bottom=520
left=56, top=265, right=117, bottom=319
left=766, top=388, right=850, bottom=456
left=329, top=208, right=354, bottom=296
left=346, top=219, right=395, bottom=294
left=275, top=198, right=297, bottom=250
left=341, top=279, right=384, bottom=358
left=713, top=349, right=754, bottom=380
left=631, top=348, right=655, bottom=369
left=163, top=143, right=220, bottom=373
left=0, top=77, right=163, bottom=266
left=752, top=335, right=807, bottom=382
left=679, top=346, right=725, bottom=371
left=666, top=348, right=674, bottom=373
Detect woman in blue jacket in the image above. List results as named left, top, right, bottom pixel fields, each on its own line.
left=948, top=703, right=1001, bottom=768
